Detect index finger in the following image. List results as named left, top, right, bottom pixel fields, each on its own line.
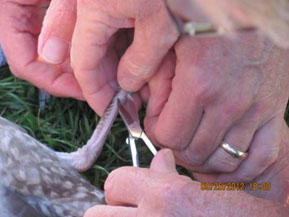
left=71, top=2, right=132, bottom=115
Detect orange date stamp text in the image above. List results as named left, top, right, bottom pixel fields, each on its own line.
left=200, top=182, right=271, bottom=191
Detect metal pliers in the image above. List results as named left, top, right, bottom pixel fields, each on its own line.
left=118, top=96, right=157, bottom=167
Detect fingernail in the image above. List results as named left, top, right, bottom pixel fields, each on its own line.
left=41, top=38, right=69, bottom=64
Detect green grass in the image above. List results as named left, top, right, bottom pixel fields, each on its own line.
left=0, top=65, right=170, bottom=189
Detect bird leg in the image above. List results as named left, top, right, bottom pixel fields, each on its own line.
left=56, top=89, right=128, bottom=172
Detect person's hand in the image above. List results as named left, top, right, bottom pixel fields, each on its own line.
left=84, top=149, right=289, bottom=217
left=0, top=0, right=83, bottom=99
left=143, top=31, right=289, bottom=182
left=194, top=121, right=289, bottom=204
left=37, top=0, right=179, bottom=115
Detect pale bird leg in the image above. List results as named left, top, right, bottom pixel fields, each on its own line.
left=56, top=89, right=128, bottom=172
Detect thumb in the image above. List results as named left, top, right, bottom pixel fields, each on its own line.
left=150, top=149, right=178, bottom=174
left=38, top=0, right=76, bottom=64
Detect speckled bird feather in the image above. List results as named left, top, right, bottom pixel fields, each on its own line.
left=0, top=117, right=105, bottom=217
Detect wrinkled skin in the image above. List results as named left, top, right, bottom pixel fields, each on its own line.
left=37, top=0, right=179, bottom=115
left=0, top=0, right=83, bottom=99
left=144, top=32, right=289, bottom=182
left=84, top=123, right=289, bottom=216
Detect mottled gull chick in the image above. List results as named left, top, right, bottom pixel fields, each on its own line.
left=0, top=117, right=105, bottom=217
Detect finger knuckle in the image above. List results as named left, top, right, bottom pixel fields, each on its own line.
left=144, top=1, right=179, bottom=45
left=184, top=149, right=206, bottom=167
left=10, top=7, right=34, bottom=30
left=193, top=82, right=214, bottom=104
left=154, top=126, right=193, bottom=151
left=176, top=148, right=206, bottom=168
left=209, top=157, right=239, bottom=173
left=223, top=94, right=253, bottom=118
left=186, top=138, right=216, bottom=166
left=124, top=57, right=152, bottom=79
left=223, top=102, right=247, bottom=117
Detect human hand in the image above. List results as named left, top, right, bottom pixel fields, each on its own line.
left=0, top=0, right=83, bottom=99
left=37, top=0, right=179, bottom=115
left=144, top=31, right=289, bottom=182
left=194, top=121, right=289, bottom=204
left=84, top=149, right=289, bottom=217
left=84, top=149, right=217, bottom=217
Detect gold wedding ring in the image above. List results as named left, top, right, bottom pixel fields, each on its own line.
left=220, top=142, right=248, bottom=159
